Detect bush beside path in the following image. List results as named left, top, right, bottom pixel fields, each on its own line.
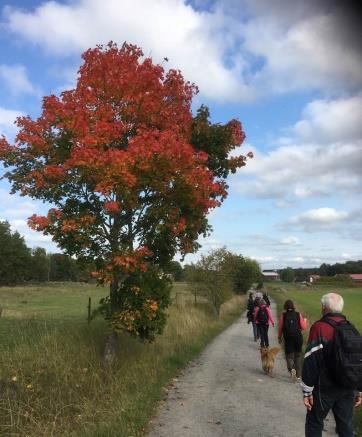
left=147, top=301, right=337, bottom=437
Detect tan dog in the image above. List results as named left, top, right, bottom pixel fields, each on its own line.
left=260, top=347, right=280, bottom=377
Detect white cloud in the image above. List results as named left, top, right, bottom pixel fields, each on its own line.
left=288, top=208, right=349, bottom=230
left=0, top=107, right=23, bottom=137
left=6, top=219, right=55, bottom=251
left=0, top=64, right=39, bottom=96
left=2, top=0, right=361, bottom=102
left=234, top=95, right=362, bottom=200
left=290, top=256, right=304, bottom=263
left=292, top=95, right=362, bottom=144
left=2, top=201, right=37, bottom=218
left=2, top=0, right=254, bottom=103
left=250, top=255, right=278, bottom=263
left=239, top=0, right=362, bottom=93
left=280, top=236, right=300, bottom=246
left=250, top=253, right=362, bottom=270
left=0, top=189, right=58, bottom=251
left=274, top=199, right=295, bottom=209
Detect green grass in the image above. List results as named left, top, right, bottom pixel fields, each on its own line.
left=0, top=282, right=105, bottom=320
left=266, top=282, right=362, bottom=330
left=0, top=282, right=245, bottom=436
left=266, top=281, right=362, bottom=433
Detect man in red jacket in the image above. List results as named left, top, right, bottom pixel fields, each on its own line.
left=301, top=293, right=362, bottom=437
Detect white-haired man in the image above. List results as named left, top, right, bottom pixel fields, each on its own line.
left=301, top=292, right=362, bottom=437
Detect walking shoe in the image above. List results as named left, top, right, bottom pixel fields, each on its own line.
left=290, top=369, right=297, bottom=382
left=296, top=377, right=301, bottom=383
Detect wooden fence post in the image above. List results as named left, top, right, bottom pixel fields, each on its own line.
left=87, top=297, right=91, bottom=323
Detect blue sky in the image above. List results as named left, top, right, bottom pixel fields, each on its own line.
left=0, top=0, right=361, bottom=269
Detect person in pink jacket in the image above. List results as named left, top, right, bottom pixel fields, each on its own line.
left=254, top=299, right=274, bottom=348
left=278, top=299, right=308, bottom=381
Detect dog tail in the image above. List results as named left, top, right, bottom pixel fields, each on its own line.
left=269, top=347, right=281, bottom=355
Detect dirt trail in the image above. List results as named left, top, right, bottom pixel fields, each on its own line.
left=147, top=301, right=337, bottom=437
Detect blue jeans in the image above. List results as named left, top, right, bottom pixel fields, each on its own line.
left=305, top=388, right=354, bottom=437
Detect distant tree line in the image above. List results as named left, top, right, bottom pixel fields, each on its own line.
left=0, top=221, right=93, bottom=285
left=278, top=260, right=362, bottom=283
left=4, top=217, right=359, bottom=289
left=318, top=261, right=362, bottom=276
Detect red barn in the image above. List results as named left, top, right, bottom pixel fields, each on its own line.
left=349, top=274, right=362, bottom=284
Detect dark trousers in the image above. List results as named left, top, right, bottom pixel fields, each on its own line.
left=258, top=324, right=269, bottom=348
left=305, top=388, right=354, bottom=437
left=252, top=321, right=258, bottom=340
left=286, top=352, right=302, bottom=377
left=284, top=333, right=303, bottom=377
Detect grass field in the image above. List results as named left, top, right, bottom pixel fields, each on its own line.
left=0, top=281, right=245, bottom=436
left=266, top=282, right=362, bottom=330
left=266, top=281, right=362, bottom=433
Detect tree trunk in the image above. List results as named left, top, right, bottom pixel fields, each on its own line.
left=103, top=330, right=118, bottom=366
left=103, top=278, right=119, bottom=364
left=110, top=276, right=119, bottom=313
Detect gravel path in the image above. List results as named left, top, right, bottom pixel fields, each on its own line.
left=147, top=301, right=337, bottom=437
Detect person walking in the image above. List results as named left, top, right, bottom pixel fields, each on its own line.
left=263, top=292, right=271, bottom=307
left=246, top=292, right=258, bottom=341
left=301, top=293, right=362, bottom=437
left=254, top=298, right=274, bottom=348
left=278, top=299, right=307, bottom=381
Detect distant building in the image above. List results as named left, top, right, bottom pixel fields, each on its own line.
left=309, top=274, right=320, bottom=283
left=262, top=271, right=280, bottom=281
left=349, top=274, right=362, bottom=284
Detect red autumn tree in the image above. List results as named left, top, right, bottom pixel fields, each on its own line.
left=0, top=42, right=249, bottom=340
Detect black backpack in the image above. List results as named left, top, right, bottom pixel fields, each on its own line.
left=257, top=307, right=268, bottom=325
left=323, top=316, right=362, bottom=390
left=283, top=311, right=300, bottom=337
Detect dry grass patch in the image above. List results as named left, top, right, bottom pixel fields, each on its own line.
left=0, top=283, right=244, bottom=436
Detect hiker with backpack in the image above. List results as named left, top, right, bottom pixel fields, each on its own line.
left=246, top=292, right=258, bottom=341
left=254, top=299, right=274, bottom=348
left=301, top=293, right=362, bottom=437
left=278, top=299, right=307, bottom=381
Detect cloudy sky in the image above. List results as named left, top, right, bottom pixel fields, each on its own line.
left=0, top=0, right=361, bottom=269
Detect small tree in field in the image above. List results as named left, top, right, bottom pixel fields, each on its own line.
left=232, top=257, right=262, bottom=293
left=186, top=249, right=233, bottom=316
left=0, top=42, right=250, bottom=340
left=215, top=248, right=261, bottom=294
left=280, top=267, right=295, bottom=283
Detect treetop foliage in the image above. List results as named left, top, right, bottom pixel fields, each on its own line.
left=0, top=42, right=249, bottom=275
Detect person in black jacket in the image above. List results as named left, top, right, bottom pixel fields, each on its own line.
left=301, top=293, right=362, bottom=437
left=246, top=292, right=258, bottom=341
left=278, top=300, right=307, bottom=381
